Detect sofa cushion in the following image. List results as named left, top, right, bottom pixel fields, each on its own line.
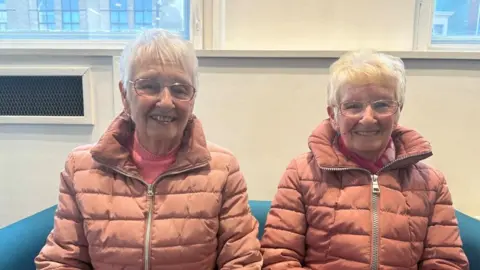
left=456, top=210, right=480, bottom=269
left=0, top=205, right=57, bottom=270
left=0, top=202, right=478, bottom=270
left=249, top=200, right=271, bottom=238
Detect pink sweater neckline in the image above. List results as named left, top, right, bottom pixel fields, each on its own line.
left=130, top=133, right=179, bottom=184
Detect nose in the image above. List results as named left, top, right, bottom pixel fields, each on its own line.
left=156, top=87, right=174, bottom=107
left=359, top=105, right=377, bottom=123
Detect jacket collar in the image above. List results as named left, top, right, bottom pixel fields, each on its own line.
left=90, top=111, right=211, bottom=179
left=307, top=119, right=433, bottom=171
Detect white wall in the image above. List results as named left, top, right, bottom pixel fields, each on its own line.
left=214, top=0, right=417, bottom=51
left=0, top=55, right=117, bottom=227
left=1, top=54, right=479, bottom=228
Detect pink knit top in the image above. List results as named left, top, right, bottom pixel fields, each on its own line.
left=130, top=133, right=179, bottom=184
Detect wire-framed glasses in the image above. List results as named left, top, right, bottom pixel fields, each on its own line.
left=339, top=100, right=399, bottom=117
left=130, top=78, right=196, bottom=101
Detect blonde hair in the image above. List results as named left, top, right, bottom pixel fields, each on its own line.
left=119, top=29, right=199, bottom=91
left=327, top=49, right=406, bottom=107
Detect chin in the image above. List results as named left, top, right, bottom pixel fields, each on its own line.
left=148, top=129, right=176, bottom=140
left=353, top=142, right=384, bottom=152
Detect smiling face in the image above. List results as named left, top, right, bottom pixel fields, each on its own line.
left=328, top=84, right=399, bottom=161
left=120, top=61, right=195, bottom=153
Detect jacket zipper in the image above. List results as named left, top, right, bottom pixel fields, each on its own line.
left=141, top=162, right=209, bottom=270
left=144, top=184, right=154, bottom=270
left=102, top=161, right=209, bottom=270
left=319, top=151, right=430, bottom=270
left=97, top=168, right=154, bottom=270
left=370, top=174, right=380, bottom=270
left=369, top=151, right=430, bottom=270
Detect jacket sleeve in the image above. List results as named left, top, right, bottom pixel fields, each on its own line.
left=35, top=153, right=92, bottom=270
left=216, top=156, right=263, bottom=270
left=419, top=172, right=469, bottom=270
left=261, top=159, right=310, bottom=270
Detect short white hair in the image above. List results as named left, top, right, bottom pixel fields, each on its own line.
left=327, top=49, right=406, bottom=107
left=119, top=29, right=199, bottom=91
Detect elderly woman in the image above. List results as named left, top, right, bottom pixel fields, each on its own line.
left=260, top=50, right=469, bottom=270
left=35, top=29, right=262, bottom=270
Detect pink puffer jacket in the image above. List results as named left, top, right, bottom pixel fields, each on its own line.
left=261, top=119, right=469, bottom=270
left=35, top=113, right=263, bottom=270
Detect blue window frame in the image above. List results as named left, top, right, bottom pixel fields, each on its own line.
left=110, top=0, right=128, bottom=32
left=134, top=0, right=153, bottom=29
left=38, top=0, right=55, bottom=31
left=0, top=0, right=6, bottom=31
left=61, top=0, right=80, bottom=31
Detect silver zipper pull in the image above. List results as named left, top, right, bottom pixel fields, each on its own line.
left=147, top=185, right=154, bottom=197
left=371, top=175, right=380, bottom=194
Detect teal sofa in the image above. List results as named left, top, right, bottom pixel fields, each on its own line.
left=0, top=201, right=478, bottom=269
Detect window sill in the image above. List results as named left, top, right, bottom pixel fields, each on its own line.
left=196, top=50, right=480, bottom=60
left=0, top=41, right=479, bottom=60
left=0, top=40, right=128, bottom=56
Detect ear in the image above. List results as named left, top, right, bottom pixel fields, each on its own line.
left=119, top=81, right=131, bottom=114
left=187, top=97, right=196, bottom=120
left=394, top=113, right=401, bottom=128
left=327, top=106, right=339, bottom=131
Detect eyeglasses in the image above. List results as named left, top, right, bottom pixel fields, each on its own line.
left=130, top=78, right=196, bottom=101
left=339, top=100, right=399, bottom=117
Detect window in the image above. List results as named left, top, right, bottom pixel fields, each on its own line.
left=135, top=0, right=153, bottom=29
left=0, top=0, right=6, bottom=31
left=0, top=0, right=196, bottom=41
left=157, top=0, right=186, bottom=33
left=38, top=0, right=55, bottom=31
left=431, top=0, right=480, bottom=45
left=110, top=0, right=129, bottom=32
left=61, top=0, right=80, bottom=31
